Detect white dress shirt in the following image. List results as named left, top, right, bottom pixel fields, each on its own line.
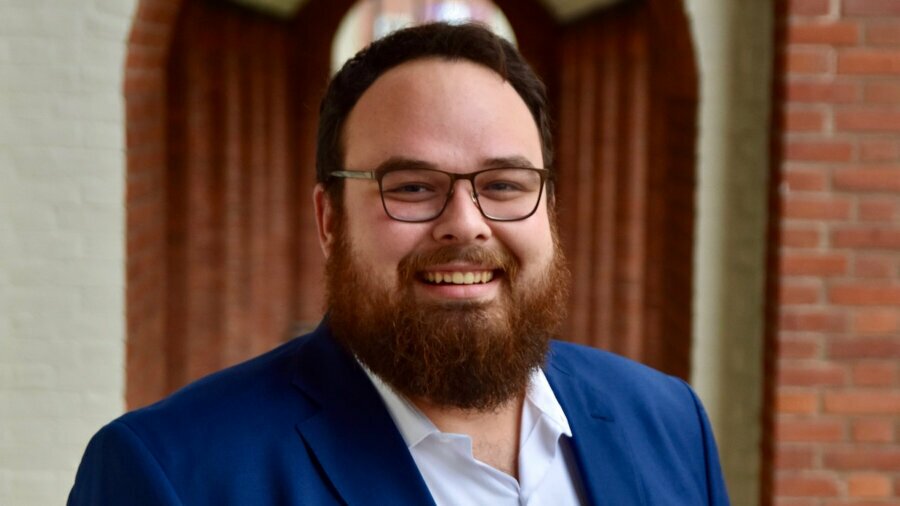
left=363, top=366, right=585, bottom=505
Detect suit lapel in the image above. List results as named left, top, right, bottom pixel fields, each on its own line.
left=291, top=325, right=435, bottom=506
left=544, top=350, right=647, bottom=506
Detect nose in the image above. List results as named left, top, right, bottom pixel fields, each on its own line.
left=431, top=180, right=492, bottom=244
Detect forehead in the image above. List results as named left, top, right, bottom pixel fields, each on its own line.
left=341, top=58, right=542, bottom=171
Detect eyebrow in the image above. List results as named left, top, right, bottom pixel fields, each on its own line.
left=372, top=155, right=538, bottom=174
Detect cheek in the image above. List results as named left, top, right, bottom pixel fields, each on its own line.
left=501, top=212, right=556, bottom=274
left=345, top=208, right=427, bottom=278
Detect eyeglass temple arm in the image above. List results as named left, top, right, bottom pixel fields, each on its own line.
left=330, top=170, right=377, bottom=180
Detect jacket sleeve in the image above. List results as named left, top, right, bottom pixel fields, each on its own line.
left=68, top=420, right=183, bottom=506
left=680, top=379, right=731, bottom=506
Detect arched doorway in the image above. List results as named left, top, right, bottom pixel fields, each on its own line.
left=124, top=0, right=698, bottom=407
left=555, top=0, right=699, bottom=379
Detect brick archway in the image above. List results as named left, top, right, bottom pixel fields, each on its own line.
left=124, top=0, right=184, bottom=409
left=123, top=0, right=699, bottom=409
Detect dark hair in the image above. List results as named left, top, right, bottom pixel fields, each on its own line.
left=315, top=22, right=553, bottom=203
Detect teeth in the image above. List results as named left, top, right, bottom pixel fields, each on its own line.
left=423, top=270, right=495, bottom=285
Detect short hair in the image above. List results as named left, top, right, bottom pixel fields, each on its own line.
left=315, top=22, right=553, bottom=203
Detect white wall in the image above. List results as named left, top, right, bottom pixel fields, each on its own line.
left=0, top=0, right=137, bottom=503
left=685, top=0, right=772, bottom=504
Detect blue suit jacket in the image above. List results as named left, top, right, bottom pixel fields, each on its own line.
left=69, top=322, right=730, bottom=505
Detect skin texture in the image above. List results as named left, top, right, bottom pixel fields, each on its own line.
left=313, top=59, right=557, bottom=478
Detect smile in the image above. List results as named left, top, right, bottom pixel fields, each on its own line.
left=422, top=270, right=496, bottom=285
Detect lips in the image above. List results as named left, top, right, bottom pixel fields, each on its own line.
left=399, top=245, right=517, bottom=290
left=422, top=270, right=496, bottom=285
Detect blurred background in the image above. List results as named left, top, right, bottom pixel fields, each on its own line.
left=1, top=0, right=898, bottom=504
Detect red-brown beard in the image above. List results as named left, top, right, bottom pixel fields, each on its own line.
left=325, top=219, right=571, bottom=411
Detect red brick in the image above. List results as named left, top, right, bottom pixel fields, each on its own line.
left=778, top=390, right=820, bottom=414
left=829, top=284, right=900, bottom=305
left=125, top=46, right=167, bottom=70
left=833, top=167, right=900, bottom=191
left=854, top=254, right=895, bottom=278
left=783, top=196, right=853, bottom=220
left=782, top=226, right=822, bottom=247
left=831, top=337, right=900, bottom=358
left=781, top=310, right=849, bottom=332
left=782, top=253, right=849, bottom=276
left=865, top=81, right=900, bottom=103
left=853, top=360, right=899, bottom=385
left=867, top=21, right=900, bottom=45
left=128, top=22, right=172, bottom=49
left=835, top=109, right=900, bottom=132
left=838, top=49, right=900, bottom=75
left=775, top=474, right=840, bottom=496
left=780, top=335, right=822, bottom=359
left=788, top=47, right=832, bottom=74
left=789, top=0, right=831, bottom=15
left=825, top=391, right=900, bottom=414
left=844, top=0, right=900, bottom=16
left=134, top=0, right=181, bottom=25
left=853, top=418, right=895, bottom=442
left=832, top=227, right=900, bottom=249
left=780, top=282, right=823, bottom=304
left=859, top=198, right=897, bottom=222
left=776, top=446, right=816, bottom=469
left=824, top=447, right=900, bottom=469
left=773, top=494, right=820, bottom=506
left=785, top=108, right=827, bottom=132
left=855, top=309, right=900, bottom=333
left=860, top=138, right=900, bottom=161
left=785, top=166, right=829, bottom=190
left=787, top=21, right=860, bottom=45
left=778, top=419, right=845, bottom=441
left=848, top=473, right=892, bottom=497
left=124, top=69, right=166, bottom=95
left=787, top=80, right=860, bottom=103
left=779, top=363, right=848, bottom=385
left=785, top=140, right=854, bottom=162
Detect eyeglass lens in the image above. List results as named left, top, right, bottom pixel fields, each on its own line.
left=380, top=168, right=543, bottom=221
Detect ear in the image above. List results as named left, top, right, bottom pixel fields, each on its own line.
left=313, top=184, right=337, bottom=258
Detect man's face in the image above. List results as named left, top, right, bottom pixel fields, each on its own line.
left=336, top=58, right=555, bottom=300
left=315, top=58, right=568, bottom=410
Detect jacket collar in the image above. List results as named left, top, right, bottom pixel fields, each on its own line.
left=291, top=322, right=435, bottom=505
left=544, top=346, right=646, bottom=506
left=290, top=323, right=644, bottom=506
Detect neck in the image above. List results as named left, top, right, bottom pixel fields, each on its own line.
left=412, top=392, right=525, bottom=479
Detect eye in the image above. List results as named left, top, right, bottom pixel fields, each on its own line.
left=381, top=169, right=448, bottom=201
left=482, top=180, right=524, bottom=192
left=476, top=169, right=539, bottom=199
left=382, top=180, right=443, bottom=203
left=385, top=183, right=435, bottom=194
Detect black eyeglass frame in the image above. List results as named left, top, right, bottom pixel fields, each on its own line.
left=329, top=166, right=552, bottom=223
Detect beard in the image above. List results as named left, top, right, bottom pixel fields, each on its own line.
left=325, top=218, right=571, bottom=412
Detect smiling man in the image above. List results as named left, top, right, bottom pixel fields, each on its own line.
left=69, top=23, right=729, bottom=505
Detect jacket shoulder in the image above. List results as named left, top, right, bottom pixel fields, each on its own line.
left=70, top=330, right=345, bottom=505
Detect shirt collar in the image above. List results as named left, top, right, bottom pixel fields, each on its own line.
left=361, top=364, right=572, bottom=448
left=524, top=367, right=573, bottom=438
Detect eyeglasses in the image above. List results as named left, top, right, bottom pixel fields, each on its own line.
left=330, top=166, right=551, bottom=222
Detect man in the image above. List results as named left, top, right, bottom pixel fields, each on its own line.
left=70, top=23, right=729, bottom=505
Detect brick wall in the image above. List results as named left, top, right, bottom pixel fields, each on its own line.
left=0, top=0, right=137, bottom=504
left=770, top=0, right=900, bottom=503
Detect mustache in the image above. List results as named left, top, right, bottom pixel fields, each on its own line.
left=398, top=245, right=520, bottom=282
